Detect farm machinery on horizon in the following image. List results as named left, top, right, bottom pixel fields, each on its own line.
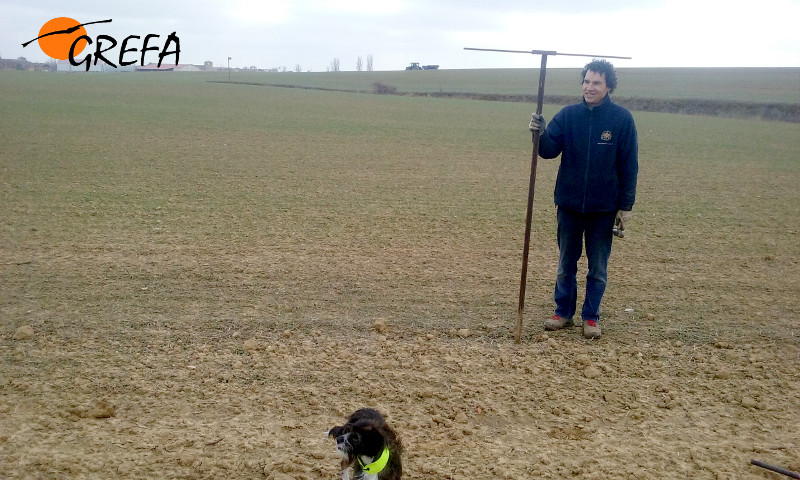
left=405, top=62, right=439, bottom=70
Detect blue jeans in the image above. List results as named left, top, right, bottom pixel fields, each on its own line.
left=554, top=207, right=616, bottom=322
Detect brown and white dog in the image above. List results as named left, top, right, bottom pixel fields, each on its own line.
left=327, top=408, right=403, bottom=480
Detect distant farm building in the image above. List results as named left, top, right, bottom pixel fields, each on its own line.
left=1, top=57, right=52, bottom=71
left=52, top=61, right=215, bottom=73
left=136, top=63, right=202, bottom=72
left=56, top=60, right=106, bottom=72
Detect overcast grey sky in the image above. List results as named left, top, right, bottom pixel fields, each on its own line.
left=3, top=0, right=799, bottom=71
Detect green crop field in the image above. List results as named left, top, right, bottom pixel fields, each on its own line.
left=1, top=69, right=798, bottom=479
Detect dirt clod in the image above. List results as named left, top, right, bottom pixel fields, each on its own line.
left=583, top=366, right=602, bottom=379
left=373, top=318, right=388, bottom=333
left=13, top=325, right=34, bottom=340
left=576, top=354, right=592, bottom=366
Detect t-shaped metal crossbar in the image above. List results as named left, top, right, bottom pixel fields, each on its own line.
left=464, top=48, right=631, bottom=60
left=465, top=47, right=631, bottom=343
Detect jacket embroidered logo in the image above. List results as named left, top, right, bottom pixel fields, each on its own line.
left=601, top=131, right=613, bottom=141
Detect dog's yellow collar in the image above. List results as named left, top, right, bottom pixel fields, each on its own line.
left=358, top=446, right=390, bottom=474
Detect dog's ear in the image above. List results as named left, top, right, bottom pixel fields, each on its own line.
left=327, top=426, right=344, bottom=438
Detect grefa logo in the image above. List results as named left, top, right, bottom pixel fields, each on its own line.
left=22, top=17, right=180, bottom=71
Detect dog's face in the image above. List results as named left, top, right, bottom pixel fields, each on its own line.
left=327, top=417, right=385, bottom=461
left=328, top=424, right=358, bottom=459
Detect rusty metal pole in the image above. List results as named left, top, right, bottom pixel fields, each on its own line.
left=515, top=51, right=551, bottom=343
left=465, top=47, right=631, bottom=343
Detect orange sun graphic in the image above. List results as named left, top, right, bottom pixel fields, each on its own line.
left=37, top=17, right=88, bottom=60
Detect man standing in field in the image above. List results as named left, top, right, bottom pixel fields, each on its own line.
left=528, top=59, right=638, bottom=339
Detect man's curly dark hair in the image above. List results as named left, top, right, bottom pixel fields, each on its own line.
left=582, top=59, right=617, bottom=94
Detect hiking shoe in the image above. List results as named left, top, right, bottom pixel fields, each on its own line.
left=543, top=315, right=574, bottom=331
left=583, top=320, right=602, bottom=339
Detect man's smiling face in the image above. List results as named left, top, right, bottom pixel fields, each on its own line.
left=583, top=70, right=611, bottom=107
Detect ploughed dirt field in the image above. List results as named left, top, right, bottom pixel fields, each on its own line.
left=3, top=320, right=800, bottom=480
left=2, top=240, right=798, bottom=480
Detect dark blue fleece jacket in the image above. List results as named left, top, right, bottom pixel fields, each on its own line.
left=538, top=95, right=638, bottom=213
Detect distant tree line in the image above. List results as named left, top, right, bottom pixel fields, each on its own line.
left=327, top=54, right=373, bottom=72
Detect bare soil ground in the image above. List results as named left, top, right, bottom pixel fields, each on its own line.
left=2, top=241, right=798, bottom=480
left=1, top=75, right=798, bottom=479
